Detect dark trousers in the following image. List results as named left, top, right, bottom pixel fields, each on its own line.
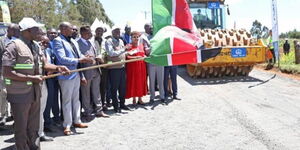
left=100, top=68, right=111, bottom=105
left=11, top=100, right=40, bottom=150
left=108, top=68, right=126, bottom=110
left=270, top=48, right=276, bottom=64
left=164, top=66, right=178, bottom=98
left=44, top=78, right=60, bottom=126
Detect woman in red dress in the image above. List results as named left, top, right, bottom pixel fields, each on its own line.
left=125, top=31, right=147, bottom=105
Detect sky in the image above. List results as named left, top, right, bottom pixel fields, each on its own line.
left=99, top=0, right=300, bottom=33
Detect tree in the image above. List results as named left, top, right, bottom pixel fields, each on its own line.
left=6, top=0, right=112, bottom=29
left=76, top=0, right=113, bottom=26
left=280, top=29, right=300, bottom=39
left=250, top=20, right=269, bottom=39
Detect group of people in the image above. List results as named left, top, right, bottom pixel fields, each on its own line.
left=0, top=18, right=181, bottom=150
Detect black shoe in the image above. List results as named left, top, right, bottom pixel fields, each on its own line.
left=114, top=108, right=121, bottom=113
left=173, top=96, right=181, bottom=100
left=102, top=105, right=108, bottom=111
left=6, top=116, right=13, bottom=122
left=40, top=135, right=54, bottom=142
left=106, top=103, right=112, bottom=108
left=137, top=101, right=145, bottom=105
left=160, top=98, right=166, bottom=103
left=0, top=117, right=6, bottom=126
left=149, top=99, right=154, bottom=105
left=83, top=115, right=94, bottom=122
left=44, top=126, right=54, bottom=132
left=120, top=105, right=131, bottom=111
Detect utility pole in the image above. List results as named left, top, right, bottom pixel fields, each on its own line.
left=141, top=11, right=150, bottom=20
left=271, top=0, right=279, bottom=68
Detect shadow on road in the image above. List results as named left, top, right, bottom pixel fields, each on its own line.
left=248, top=74, right=276, bottom=88
left=1, top=144, right=15, bottom=150
left=177, top=66, right=277, bottom=87
left=0, top=125, right=14, bottom=136
left=177, top=67, right=264, bottom=85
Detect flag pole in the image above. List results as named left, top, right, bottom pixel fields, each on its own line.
left=43, top=57, right=145, bottom=79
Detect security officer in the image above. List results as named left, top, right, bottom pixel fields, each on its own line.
left=2, top=18, right=69, bottom=150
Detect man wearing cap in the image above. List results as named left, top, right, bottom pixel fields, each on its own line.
left=2, top=17, right=70, bottom=150
left=0, top=23, right=20, bottom=126
left=53, top=22, right=94, bottom=135
left=105, top=26, right=131, bottom=113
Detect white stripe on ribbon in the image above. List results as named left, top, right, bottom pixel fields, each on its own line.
left=197, top=50, right=202, bottom=63
left=167, top=54, right=172, bottom=66
left=171, top=0, right=176, bottom=25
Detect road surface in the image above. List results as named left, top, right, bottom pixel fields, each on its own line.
left=1, top=67, right=300, bottom=150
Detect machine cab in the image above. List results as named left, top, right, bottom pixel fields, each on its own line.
left=188, top=0, right=226, bottom=29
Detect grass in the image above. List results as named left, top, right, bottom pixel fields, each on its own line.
left=278, top=38, right=300, bottom=74
left=260, top=38, right=300, bottom=74
left=280, top=64, right=300, bottom=74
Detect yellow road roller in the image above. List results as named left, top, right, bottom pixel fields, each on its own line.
left=187, top=0, right=268, bottom=78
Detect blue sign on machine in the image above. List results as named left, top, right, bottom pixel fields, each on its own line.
left=208, top=2, right=220, bottom=9
left=231, top=48, right=247, bottom=58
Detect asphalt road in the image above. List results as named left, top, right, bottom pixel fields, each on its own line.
left=1, top=67, right=300, bottom=150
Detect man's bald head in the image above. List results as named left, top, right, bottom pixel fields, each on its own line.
left=59, top=22, right=72, bottom=30
left=7, top=23, right=20, bottom=38
left=8, top=23, right=19, bottom=30
left=59, top=22, right=73, bottom=37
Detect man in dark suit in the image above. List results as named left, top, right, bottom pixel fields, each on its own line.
left=77, top=26, right=108, bottom=118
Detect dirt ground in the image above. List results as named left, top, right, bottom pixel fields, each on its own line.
left=1, top=66, right=300, bottom=150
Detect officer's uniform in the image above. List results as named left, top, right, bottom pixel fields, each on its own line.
left=2, top=37, right=44, bottom=150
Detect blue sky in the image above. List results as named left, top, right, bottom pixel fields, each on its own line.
left=99, top=0, right=300, bottom=33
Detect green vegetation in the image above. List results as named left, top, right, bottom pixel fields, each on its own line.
left=280, top=29, right=300, bottom=39
left=279, top=39, right=300, bottom=74
left=6, top=0, right=113, bottom=28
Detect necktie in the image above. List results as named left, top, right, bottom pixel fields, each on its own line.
left=70, top=41, right=80, bottom=58
left=87, top=40, right=96, bottom=56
